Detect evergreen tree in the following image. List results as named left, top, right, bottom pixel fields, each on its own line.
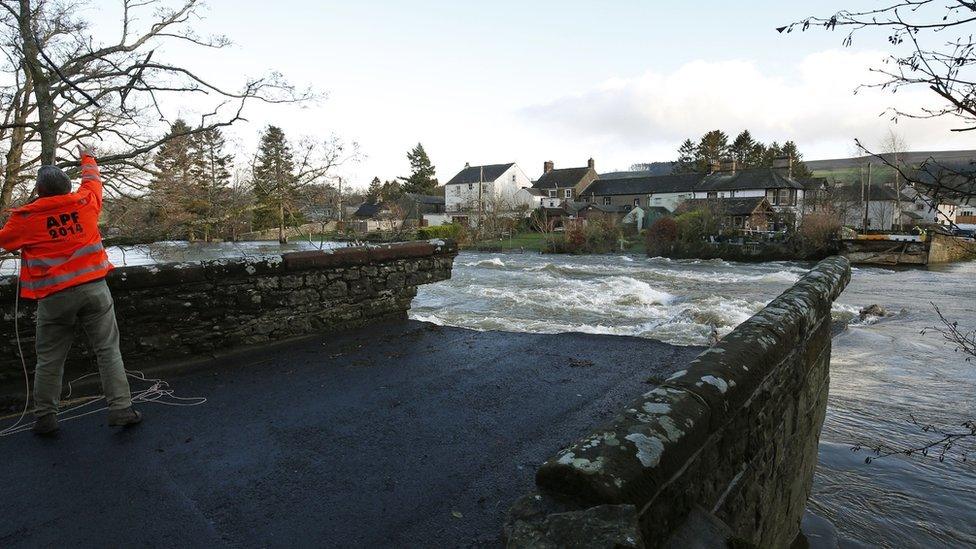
left=381, top=179, right=404, bottom=203
left=366, top=176, right=383, bottom=203
left=399, top=143, right=438, bottom=194
left=696, top=130, right=729, bottom=171
left=672, top=139, right=699, bottom=174
left=730, top=130, right=756, bottom=167
left=189, top=127, right=234, bottom=240
left=781, top=141, right=812, bottom=178
left=252, top=125, right=299, bottom=242
left=150, top=119, right=196, bottom=238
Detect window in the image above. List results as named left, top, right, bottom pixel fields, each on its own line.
left=633, top=198, right=640, bottom=206
left=729, top=190, right=736, bottom=197
left=603, top=197, right=612, bottom=206
left=548, top=189, right=557, bottom=198
left=468, top=183, right=473, bottom=190
left=707, top=191, right=718, bottom=199
left=766, top=189, right=776, bottom=204
left=564, top=189, right=573, bottom=199
left=512, top=174, right=516, bottom=182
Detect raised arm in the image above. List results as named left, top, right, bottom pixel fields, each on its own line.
left=78, top=144, right=103, bottom=209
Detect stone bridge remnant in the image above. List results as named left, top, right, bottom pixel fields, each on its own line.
left=0, top=240, right=458, bottom=382
left=505, top=256, right=852, bottom=548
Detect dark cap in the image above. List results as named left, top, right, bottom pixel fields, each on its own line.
left=36, top=165, right=71, bottom=197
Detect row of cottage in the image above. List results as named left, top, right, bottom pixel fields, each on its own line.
left=438, top=157, right=971, bottom=232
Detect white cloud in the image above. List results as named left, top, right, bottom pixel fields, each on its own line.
left=519, top=50, right=976, bottom=162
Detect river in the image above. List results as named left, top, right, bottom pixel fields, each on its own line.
left=411, top=251, right=976, bottom=548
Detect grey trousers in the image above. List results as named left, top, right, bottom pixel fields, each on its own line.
left=33, top=279, right=132, bottom=416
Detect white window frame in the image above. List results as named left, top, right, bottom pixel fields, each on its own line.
left=548, top=189, right=557, bottom=198
left=603, top=197, right=612, bottom=206
left=564, top=189, right=573, bottom=199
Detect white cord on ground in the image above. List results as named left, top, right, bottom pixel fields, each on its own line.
left=1, top=256, right=206, bottom=437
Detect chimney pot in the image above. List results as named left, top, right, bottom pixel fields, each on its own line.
left=709, top=159, right=722, bottom=174
left=544, top=160, right=554, bottom=174
left=587, top=158, right=595, bottom=170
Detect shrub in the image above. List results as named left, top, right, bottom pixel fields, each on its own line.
left=416, top=223, right=462, bottom=240
left=797, top=212, right=841, bottom=255
left=675, top=209, right=720, bottom=243
left=646, top=216, right=678, bottom=255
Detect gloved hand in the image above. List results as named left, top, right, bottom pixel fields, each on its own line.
left=76, top=144, right=96, bottom=159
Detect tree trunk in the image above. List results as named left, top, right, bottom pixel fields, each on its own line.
left=0, top=77, right=33, bottom=211
left=17, top=0, right=58, bottom=166
left=278, top=201, right=286, bottom=243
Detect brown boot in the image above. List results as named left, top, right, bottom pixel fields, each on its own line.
left=32, top=414, right=60, bottom=435
left=107, top=407, right=143, bottom=427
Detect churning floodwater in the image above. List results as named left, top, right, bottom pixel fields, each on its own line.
left=412, top=252, right=976, bottom=548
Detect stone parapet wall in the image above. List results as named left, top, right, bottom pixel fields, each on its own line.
left=0, top=240, right=457, bottom=382
left=505, top=256, right=851, bottom=548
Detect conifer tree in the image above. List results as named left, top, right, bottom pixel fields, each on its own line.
left=252, top=125, right=299, bottom=242
left=730, top=130, right=756, bottom=167
left=399, top=143, right=438, bottom=194
left=673, top=139, right=699, bottom=174
left=150, top=119, right=196, bottom=238
left=366, top=176, right=383, bottom=204
left=189, top=127, right=234, bottom=240
left=696, top=130, right=730, bottom=171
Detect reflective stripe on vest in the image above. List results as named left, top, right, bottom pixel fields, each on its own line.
left=21, top=259, right=112, bottom=290
left=24, top=242, right=105, bottom=269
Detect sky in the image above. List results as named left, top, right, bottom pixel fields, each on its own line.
left=85, top=0, right=976, bottom=190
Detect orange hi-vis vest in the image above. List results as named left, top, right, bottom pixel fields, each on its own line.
left=0, top=155, right=113, bottom=299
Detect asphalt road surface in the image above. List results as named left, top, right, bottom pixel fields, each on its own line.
left=0, top=320, right=702, bottom=548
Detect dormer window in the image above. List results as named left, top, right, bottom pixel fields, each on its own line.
left=564, top=189, right=573, bottom=199
left=548, top=189, right=557, bottom=198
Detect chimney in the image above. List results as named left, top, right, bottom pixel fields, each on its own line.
left=709, top=159, right=721, bottom=174
left=772, top=155, right=791, bottom=170
left=587, top=157, right=595, bottom=170
left=719, top=158, right=736, bottom=174
left=464, top=162, right=470, bottom=169
left=544, top=160, right=554, bottom=174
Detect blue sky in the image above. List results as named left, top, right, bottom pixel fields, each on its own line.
left=89, top=0, right=976, bottom=188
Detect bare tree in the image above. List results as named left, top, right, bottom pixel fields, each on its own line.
left=782, top=2, right=976, bottom=204
left=0, top=0, right=312, bottom=210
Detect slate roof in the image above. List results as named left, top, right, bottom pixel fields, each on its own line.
left=354, top=202, right=384, bottom=218
left=519, top=187, right=546, bottom=196
left=446, top=163, right=514, bottom=185
left=580, top=168, right=804, bottom=197
left=682, top=197, right=770, bottom=216
left=533, top=167, right=593, bottom=190
left=698, top=169, right=804, bottom=192
left=580, top=203, right=631, bottom=214
left=404, top=193, right=445, bottom=205
left=581, top=173, right=702, bottom=196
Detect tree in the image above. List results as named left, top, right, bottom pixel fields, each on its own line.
left=730, top=130, right=756, bottom=167
left=365, top=176, right=382, bottom=203
left=781, top=141, right=812, bottom=178
left=399, top=143, right=437, bottom=194
left=696, top=130, right=730, bottom=171
left=0, top=0, right=310, bottom=212
left=252, top=126, right=298, bottom=241
left=149, top=119, right=196, bottom=239
left=672, top=139, right=699, bottom=174
left=783, top=2, right=976, bottom=202
left=380, top=179, right=403, bottom=203
left=189, top=127, right=234, bottom=240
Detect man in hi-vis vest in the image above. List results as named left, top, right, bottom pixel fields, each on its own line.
left=0, top=145, right=141, bottom=435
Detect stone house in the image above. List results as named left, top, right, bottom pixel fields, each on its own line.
left=532, top=158, right=600, bottom=202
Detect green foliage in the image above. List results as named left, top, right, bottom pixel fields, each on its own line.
left=549, top=220, right=622, bottom=254
left=672, top=129, right=813, bottom=177
left=675, top=209, right=720, bottom=242
left=252, top=125, right=300, bottom=231
left=399, top=143, right=438, bottom=194
left=366, top=177, right=382, bottom=203
left=416, top=223, right=462, bottom=240
left=645, top=216, right=678, bottom=256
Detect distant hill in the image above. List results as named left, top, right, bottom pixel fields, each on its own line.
left=806, top=150, right=976, bottom=171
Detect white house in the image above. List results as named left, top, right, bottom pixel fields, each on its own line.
left=514, top=187, right=546, bottom=210
left=444, top=163, right=533, bottom=221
